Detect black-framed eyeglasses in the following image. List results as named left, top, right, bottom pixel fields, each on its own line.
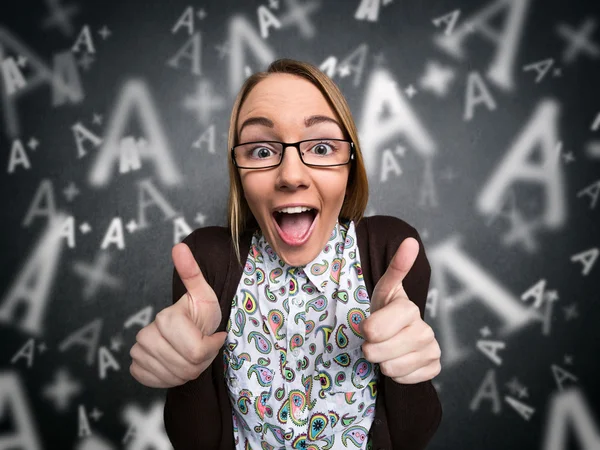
left=231, top=138, right=355, bottom=169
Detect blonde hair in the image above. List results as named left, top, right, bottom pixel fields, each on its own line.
left=227, top=58, right=369, bottom=265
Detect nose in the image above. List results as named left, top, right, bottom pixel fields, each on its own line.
left=276, top=145, right=310, bottom=190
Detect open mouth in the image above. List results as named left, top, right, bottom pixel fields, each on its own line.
left=272, top=208, right=318, bottom=246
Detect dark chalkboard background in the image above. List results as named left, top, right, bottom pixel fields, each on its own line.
left=1, top=0, right=599, bottom=448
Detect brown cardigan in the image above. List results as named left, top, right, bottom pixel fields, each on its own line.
left=164, top=215, right=442, bottom=450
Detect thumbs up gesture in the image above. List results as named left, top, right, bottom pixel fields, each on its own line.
left=360, top=237, right=441, bottom=384
left=129, top=243, right=227, bottom=388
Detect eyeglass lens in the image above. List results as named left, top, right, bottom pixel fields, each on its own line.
left=234, top=139, right=351, bottom=167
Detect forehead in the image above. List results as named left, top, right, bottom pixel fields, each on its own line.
left=237, top=74, right=339, bottom=131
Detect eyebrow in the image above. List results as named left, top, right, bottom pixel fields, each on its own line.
left=238, top=115, right=343, bottom=136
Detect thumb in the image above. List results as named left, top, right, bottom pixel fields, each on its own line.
left=172, top=243, right=222, bottom=335
left=172, top=243, right=214, bottom=301
left=371, top=237, right=419, bottom=313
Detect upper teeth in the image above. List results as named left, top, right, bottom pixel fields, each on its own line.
left=277, top=206, right=313, bottom=214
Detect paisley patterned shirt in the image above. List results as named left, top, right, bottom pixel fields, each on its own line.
left=223, top=217, right=379, bottom=450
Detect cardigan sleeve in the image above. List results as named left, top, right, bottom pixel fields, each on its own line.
left=163, top=228, right=223, bottom=450
left=376, top=217, right=442, bottom=449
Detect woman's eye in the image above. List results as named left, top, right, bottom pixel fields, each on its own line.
left=310, top=142, right=334, bottom=155
left=251, top=147, right=274, bottom=158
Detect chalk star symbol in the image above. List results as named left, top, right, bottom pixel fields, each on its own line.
left=562, top=151, right=575, bottom=163
left=78, top=53, right=94, bottom=70
left=79, top=222, right=91, bottom=234
left=545, top=290, right=559, bottom=302
left=269, top=0, right=279, bottom=8
left=404, top=84, right=417, bottom=98
left=479, top=326, right=492, bottom=337
left=92, top=113, right=103, bottom=125
left=42, top=368, right=82, bottom=412
left=419, top=61, right=455, bottom=97
left=502, top=211, right=541, bottom=253
left=338, top=65, right=351, bottom=77
left=72, top=252, right=122, bottom=300
left=505, top=377, right=522, bottom=396
left=126, top=220, right=138, bottom=233
left=183, top=80, right=226, bottom=126
left=564, top=354, right=574, bottom=365
left=110, top=335, right=123, bottom=352
left=215, top=41, right=230, bottom=59
left=277, top=0, right=320, bottom=39
left=41, top=0, right=80, bottom=36
left=517, top=386, right=529, bottom=399
left=394, top=145, right=406, bottom=157
left=196, top=8, right=207, bottom=19
left=63, top=182, right=80, bottom=202
left=17, top=55, right=27, bottom=67
left=557, top=18, right=600, bottom=64
left=194, top=213, right=207, bottom=225
left=90, top=407, right=103, bottom=421
left=28, top=137, right=40, bottom=150
left=563, top=303, right=579, bottom=320
left=38, top=342, right=48, bottom=353
left=122, top=401, right=171, bottom=448
left=98, top=25, right=111, bottom=39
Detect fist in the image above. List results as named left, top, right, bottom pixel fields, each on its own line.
left=361, top=237, right=441, bottom=384
left=129, top=243, right=227, bottom=388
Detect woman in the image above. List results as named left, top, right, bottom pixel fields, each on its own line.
left=130, top=58, right=442, bottom=450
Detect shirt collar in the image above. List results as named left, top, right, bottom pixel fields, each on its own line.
left=255, top=217, right=351, bottom=294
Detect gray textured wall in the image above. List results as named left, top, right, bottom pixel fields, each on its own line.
left=1, top=0, right=599, bottom=448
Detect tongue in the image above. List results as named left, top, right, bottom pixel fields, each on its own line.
left=278, top=211, right=314, bottom=239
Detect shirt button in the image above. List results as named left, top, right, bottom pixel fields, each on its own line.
left=231, top=378, right=238, bottom=387
left=293, top=297, right=302, bottom=306
left=292, top=348, right=300, bottom=357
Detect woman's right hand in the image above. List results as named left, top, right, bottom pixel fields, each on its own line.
left=129, top=242, right=227, bottom=388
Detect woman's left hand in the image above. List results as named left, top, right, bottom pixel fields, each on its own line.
left=360, top=237, right=442, bottom=384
